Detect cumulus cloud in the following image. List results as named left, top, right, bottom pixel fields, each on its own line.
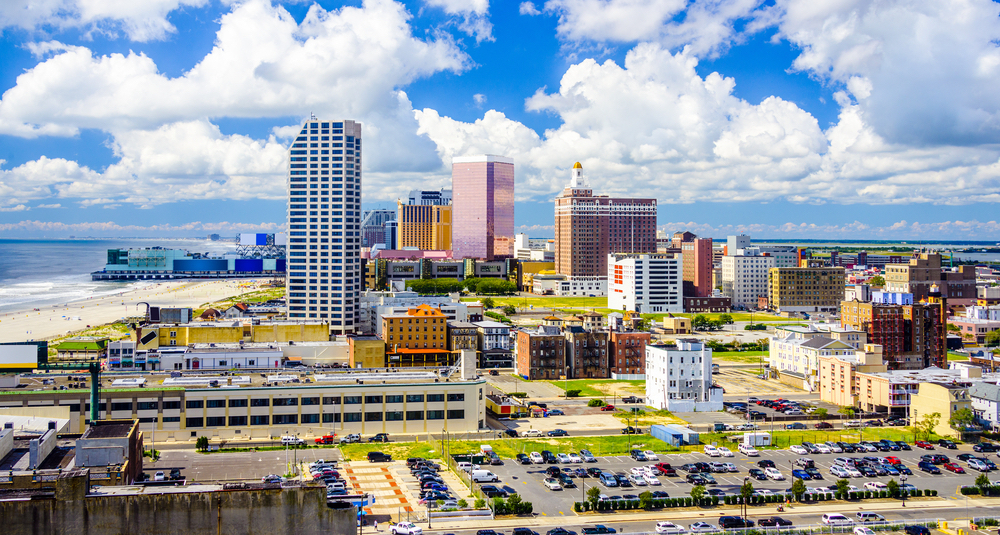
left=0, top=0, right=209, bottom=42
left=0, top=0, right=468, bottom=208
left=423, top=0, right=493, bottom=41
left=519, top=2, right=540, bottom=15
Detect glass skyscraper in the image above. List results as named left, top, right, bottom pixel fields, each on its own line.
left=451, top=155, right=514, bottom=260
left=286, top=118, right=362, bottom=335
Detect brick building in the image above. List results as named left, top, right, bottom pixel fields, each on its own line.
left=515, top=326, right=566, bottom=380
left=564, top=327, right=609, bottom=378
left=609, top=331, right=651, bottom=377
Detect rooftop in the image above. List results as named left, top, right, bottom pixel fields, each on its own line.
left=80, top=420, right=134, bottom=439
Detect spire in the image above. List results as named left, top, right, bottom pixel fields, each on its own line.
left=570, top=162, right=586, bottom=188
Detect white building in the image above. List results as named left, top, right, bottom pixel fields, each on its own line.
left=286, top=118, right=363, bottom=335
left=970, top=382, right=1000, bottom=430
left=967, top=305, right=1000, bottom=321
left=514, top=233, right=555, bottom=262
left=768, top=324, right=867, bottom=390
left=607, top=252, right=683, bottom=314
left=475, top=321, right=511, bottom=350
left=531, top=274, right=607, bottom=296
left=721, top=253, right=777, bottom=308
left=645, top=340, right=722, bottom=412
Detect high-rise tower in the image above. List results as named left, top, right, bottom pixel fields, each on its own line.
left=451, top=155, right=514, bottom=260
left=286, top=118, right=362, bottom=335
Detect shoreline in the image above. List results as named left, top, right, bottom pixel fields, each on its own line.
left=0, top=279, right=276, bottom=344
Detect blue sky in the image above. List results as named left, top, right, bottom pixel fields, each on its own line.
left=1, top=0, right=999, bottom=240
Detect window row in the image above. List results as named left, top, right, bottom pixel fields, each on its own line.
left=183, top=410, right=465, bottom=428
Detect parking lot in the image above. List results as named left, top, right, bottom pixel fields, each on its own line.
left=481, top=441, right=1000, bottom=519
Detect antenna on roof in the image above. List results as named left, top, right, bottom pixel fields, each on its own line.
left=310, top=112, right=317, bottom=120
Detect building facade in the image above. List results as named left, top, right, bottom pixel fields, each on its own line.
left=645, top=340, right=722, bottom=412
left=609, top=331, right=651, bottom=378
left=767, top=266, right=846, bottom=314
left=514, top=326, right=566, bottom=380
left=475, top=320, right=513, bottom=368
left=286, top=118, right=362, bottom=334
left=564, top=327, right=609, bottom=378
left=452, top=155, right=515, bottom=260
left=397, top=202, right=452, bottom=251
left=721, top=253, right=777, bottom=308
left=608, top=252, right=683, bottom=314
left=360, top=209, right=396, bottom=248
left=381, top=304, right=454, bottom=367
left=680, top=238, right=713, bottom=298
left=816, top=344, right=887, bottom=408
left=554, top=163, right=657, bottom=284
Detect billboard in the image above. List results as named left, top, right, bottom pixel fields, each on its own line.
left=274, top=232, right=287, bottom=246
left=0, top=343, right=43, bottom=370
left=239, top=233, right=268, bottom=246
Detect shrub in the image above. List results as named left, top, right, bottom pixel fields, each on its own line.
left=475, top=498, right=485, bottom=509
left=961, top=487, right=980, bottom=495
left=508, top=392, right=528, bottom=398
left=929, top=490, right=938, bottom=496
left=566, top=389, right=582, bottom=397
left=587, top=399, right=606, bottom=407
left=458, top=499, right=468, bottom=508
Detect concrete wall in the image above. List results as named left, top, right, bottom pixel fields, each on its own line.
left=0, top=484, right=355, bottom=535
left=28, top=427, right=57, bottom=469
left=0, top=427, right=13, bottom=462
left=76, top=435, right=129, bottom=468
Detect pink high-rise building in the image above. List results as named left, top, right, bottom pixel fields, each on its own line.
left=451, top=155, right=515, bottom=260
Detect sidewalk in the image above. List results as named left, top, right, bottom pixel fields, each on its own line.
left=422, top=497, right=974, bottom=531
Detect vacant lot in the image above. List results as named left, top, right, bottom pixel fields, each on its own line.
left=545, top=379, right=646, bottom=397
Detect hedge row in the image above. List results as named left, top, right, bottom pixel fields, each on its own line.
left=574, top=496, right=721, bottom=512
left=961, top=486, right=1000, bottom=496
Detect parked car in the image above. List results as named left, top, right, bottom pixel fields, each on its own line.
left=517, top=453, right=531, bottom=464
left=621, top=426, right=642, bottom=434
left=748, top=468, right=767, bottom=480
left=974, top=442, right=998, bottom=453
left=580, top=450, right=598, bottom=462
left=548, top=429, right=569, bottom=437
left=815, top=422, right=833, bottom=429
left=943, top=462, right=965, bottom=474
left=719, top=517, right=754, bottom=529
left=939, top=439, right=959, bottom=450
left=655, top=522, right=686, bottom=534
left=914, top=440, right=934, bottom=450
left=764, top=467, right=784, bottom=480
left=581, top=526, right=617, bottom=534
left=785, top=423, right=807, bottom=430
left=543, top=477, right=563, bottom=490
left=522, top=429, right=542, bottom=437
left=369, top=433, right=390, bottom=443
left=390, top=522, right=423, bottom=535
left=917, top=461, right=941, bottom=474
left=689, top=523, right=717, bottom=533
left=759, top=518, right=793, bottom=527
left=822, top=514, right=853, bottom=526
left=903, top=527, right=931, bottom=535
left=600, top=405, right=616, bottom=411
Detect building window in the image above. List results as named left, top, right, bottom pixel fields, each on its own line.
left=302, top=397, right=320, bottom=406
left=137, top=402, right=158, bottom=410
left=186, top=417, right=203, bottom=428
left=406, top=394, right=424, bottom=403
left=323, top=396, right=341, bottom=404
left=427, top=410, right=445, bottom=420
left=251, top=398, right=270, bottom=407
left=406, top=410, right=424, bottom=420
left=365, top=395, right=383, bottom=404
left=273, top=398, right=298, bottom=407
left=206, top=399, right=226, bottom=408
left=229, top=416, right=247, bottom=426
left=272, top=414, right=298, bottom=425
left=427, top=394, right=445, bottom=402
left=322, top=413, right=339, bottom=423
left=228, top=399, right=248, bottom=408
left=386, top=395, right=403, bottom=403
left=163, top=401, right=181, bottom=410
left=447, top=409, right=465, bottom=419
left=365, top=412, right=383, bottom=421
left=344, top=413, right=362, bottom=422
left=344, top=396, right=362, bottom=404
left=447, top=393, right=465, bottom=402
left=163, top=416, right=181, bottom=423
left=386, top=411, right=404, bottom=421
left=186, top=400, right=204, bottom=409
left=206, top=416, right=226, bottom=427
left=301, top=413, right=320, bottom=424
left=111, top=402, right=133, bottom=411
left=250, top=415, right=269, bottom=425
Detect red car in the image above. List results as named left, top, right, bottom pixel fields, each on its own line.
left=655, top=462, right=677, bottom=476
left=884, top=456, right=903, bottom=465
left=814, top=422, right=833, bottom=429
left=915, top=441, right=935, bottom=450
left=601, top=405, right=616, bottom=411
left=943, top=463, right=965, bottom=474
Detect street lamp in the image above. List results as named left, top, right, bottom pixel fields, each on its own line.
left=741, top=476, right=750, bottom=521
left=900, top=474, right=907, bottom=508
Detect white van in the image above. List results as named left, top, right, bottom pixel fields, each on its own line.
left=480, top=445, right=494, bottom=455
left=456, top=462, right=473, bottom=472
left=281, top=436, right=305, bottom=445
left=738, top=443, right=759, bottom=456
left=470, top=469, right=499, bottom=483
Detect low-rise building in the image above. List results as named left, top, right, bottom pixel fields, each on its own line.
left=769, top=324, right=867, bottom=390
left=564, top=327, right=609, bottom=378
left=348, top=335, right=386, bottom=368
left=54, top=337, right=109, bottom=360
left=607, top=252, right=683, bottom=314
left=475, top=320, right=513, bottom=369
left=447, top=321, right=479, bottom=352
left=514, top=326, right=566, bottom=380
left=382, top=304, right=454, bottom=367
left=660, top=316, right=690, bottom=334
left=853, top=366, right=983, bottom=419
left=970, top=381, right=1000, bottom=431
left=817, top=344, right=887, bottom=408
left=910, top=382, right=973, bottom=438
left=609, top=331, right=651, bottom=378
left=645, top=340, right=722, bottom=412
left=684, top=295, right=731, bottom=313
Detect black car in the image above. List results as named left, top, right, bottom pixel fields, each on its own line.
left=974, top=442, right=998, bottom=453
left=558, top=474, right=576, bottom=488
left=512, top=527, right=538, bottom=535
left=903, top=527, right=931, bottom=535
left=169, top=469, right=182, bottom=480
left=939, top=439, right=959, bottom=450
left=581, top=526, right=616, bottom=535
left=615, top=474, right=632, bottom=487
left=686, top=474, right=708, bottom=484
left=958, top=453, right=977, bottom=462
left=757, top=460, right=776, bottom=468
left=748, top=468, right=767, bottom=480
left=651, top=491, right=670, bottom=498
left=503, top=429, right=518, bottom=437
left=837, top=442, right=856, bottom=453
left=678, top=463, right=701, bottom=473
left=719, top=517, right=755, bottom=529
left=367, top=451, right=392, bottom=462
left=406, top=458, right=426, bottom=468
left=918, top=461, right=941, bottom=474
left=786, top=423, right=807, bottom=430
left=693, top=462, right=713, bottom=472
left=548, top=429, right=569, bottom=437
left=480, top=485, right=507, bottom=498
left=758, top=517, right=793, bottom=527
left=804, top=468, right=823, bottom=479
left=857, top=465, right=877, bottom=477
left=545, top=466, right=562, bottom=477
left=630, top=450, right=647, bottom=461
left=621, top=426, right=641, bottom=434
left=547, top=529, right=577, bottom=535
left=542, top=450, right=558, bottom=464
left=478, top=530, right=502, bottom=535
left=896, top=441, right=912, bottom=451
left=587, top=467, right=604, bottom=478
left=369, top=433, right=390, bottom=443
left=706, top=489, right=727, bottom=497
left=517, top=453, right=531, bottom=465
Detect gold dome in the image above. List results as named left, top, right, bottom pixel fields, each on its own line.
left=573, top=162, right=582, bottom=169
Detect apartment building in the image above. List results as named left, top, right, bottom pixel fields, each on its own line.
left=910, top=382, right=973, bottom=438
left=721, top=253, right=777, bottom=308
left=817, top=344, right=887, bottom=408
left=671, top=233, right=713, bottom=298
left=645, top=340, right=722, bottom=412
left=447, top=321, right=479, bottom=352
left=381, top=304, right=454, bottom=367
left=475, top=320, right=513, bottom=369
left=608, top=252, right=683, bottom=314
left=769, top=324, right=867, bottom=388
left=609, top=331, right=652, bottom=378
left=885, top=251, right=977, bottom=303
left=564, top=327, right=609, bottom=379
left=515, top=325, right=566, bottom=380
left=396, top=202, right=452, bottom=251
left=767, top=266, right=846, bottom=314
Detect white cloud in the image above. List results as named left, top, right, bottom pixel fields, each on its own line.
left=0, top=204, right=29, bottom=212
left=761, top=0, right=1000, bottom=145
left=0, top=219, right=284, bottom=234
left=423, top=0, right=493, bottom=42
left=36, top=204, right=61, bottom=208
left=519, top=2, right=540, bottom=15
left=0, top=0, right=469, bottom=208
left=415, top=42, right=1000, bottom=208
left=0, top=0, right=209, bottom=42
left=473, top=93, right=486, bottom=106
left=659, top=219, right=1000, bottom=239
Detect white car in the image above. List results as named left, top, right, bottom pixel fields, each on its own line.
left=153, top=471, right=165, bottom=482
left=644, top=450, right=659, bottom=461
left=568, top=453, right=583, bottom=463
left=655, top=522, right=687, bottom=534
left=557, top=453, right=571, bottom=463
left=815, top=444, right=832, bottom=454
left=647, top=476, right=661, bottom=486
left=391, top=522, right=423, bottom=535
left=752, top=489, right=774, bottom=497
left=630, top=466, right=646, bottom=476
left=523, top=429, right=543, bottom=437
left=854, top=528, right=876, bottom=535
left=789, top=445, right=808, bottom=454
left=822, top=514, right=853, bottom=525
left=704, top=445, right=720, bottom=457
left=864, top=482, right=888, bottom=491
left=717, top=447, right=734, bottom=457
left=764, top=467, right=784, bottom=480
left=830, top=465, right=854, bottom=478
left=738, top=444, right=759, bottom=456
left=543, top=477, right=563, bottom=490
left=530, top=452, right=544, bottom=464
left=690, top=523, right=717, bottom=533
left=644, top=465, right=659, bottom=477
left=825, top=442, right=844, bottom=453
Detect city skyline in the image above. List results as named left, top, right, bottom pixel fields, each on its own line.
left=1, top=0, right=1000, bottom=239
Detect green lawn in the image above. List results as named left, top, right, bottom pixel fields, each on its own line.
left=713, top=351, right=768, bottom=363
left=948, top=352, right=970, bottom=361
left=461, top=296, right=608, bottom=309
left=545, top=379, right=646, bottom=397
left=444, top=435, right=679, bottom=458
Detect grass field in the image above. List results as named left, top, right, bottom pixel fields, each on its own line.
left=545, top=379, right=646, bottom=397
left=443, top=435, right=678, bottom=458
left=948, top=352, right=970, bottom=361
left=461, top=296, right=608, bottom=309
left=200, top=286, right=285, bottom=310
left=712, top=351, right=768, bottom=363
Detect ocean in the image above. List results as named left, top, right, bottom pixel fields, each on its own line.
left=0, top=239, right=238, bottom=314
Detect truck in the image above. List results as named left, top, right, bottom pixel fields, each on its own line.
left=315, top=435, right=336, bottom=445
left=621, top=396, right=643, bottom=404
left=339, top=433, right=361, bottom=444
left=742, top=432, right=772, bottom=447
left=390, top=522, right=423, bottom=535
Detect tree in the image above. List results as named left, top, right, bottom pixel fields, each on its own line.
left=950, top=407, right=975, bottom=430
left=482, top=297, right=495, bottom=309
left=690, top=485, right=706, bottom=503
left=886, top=479, right=900, bottom=498
left=740, top=479, right=754, bottom=505
left=692, top=314, right=710, bottom=330
left=719, top=313, right=734, bottom=325
left=976, top=473, right=991, bottom=491
left=195, top=436, right=210, bottom=452
left=835, top=478, right=851, bottom=498
left=814, top=408, right=828, bottom=419
left=502, top=304, right=516, bottom=316
left=986, top=330, right=1000, bottom=348
left=587, top=485, right=602, bottom=510
left=838, top=406, right=856, bottom=419
left=914, top=412, right=941, bottom=440
left=868, top=275, right=886, bottom=287
left=791, top=478, right=806, bottom=501
left=639, top=490, right=654, bottom=510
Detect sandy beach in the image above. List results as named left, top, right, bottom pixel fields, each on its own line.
left=0, top=279, right=275, bottom=343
